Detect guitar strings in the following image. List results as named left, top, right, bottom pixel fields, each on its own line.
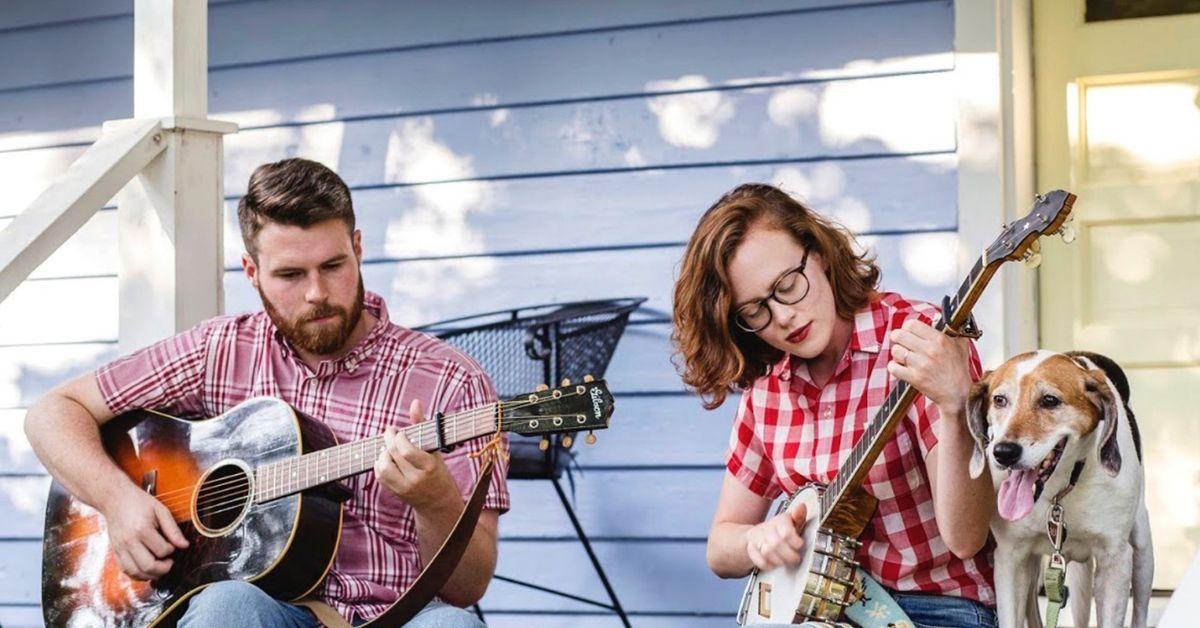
left=185, top=415, right=564, bottom=522
left=163, top=391, right=594, bottom=517
left=149, top=395, right=552, bottom=508
left=152, top=398, right=548, bottom=512
left=160, top=391, right=596, bottom=521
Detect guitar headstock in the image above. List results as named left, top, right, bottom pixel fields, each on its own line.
left=985, top=190, right=1077, bottom=269
left=502, top=377, right=613, bottom=445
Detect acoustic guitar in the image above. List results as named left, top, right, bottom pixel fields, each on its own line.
left=41, top=379, right=614, bottom=626
left=737, top=191, right=1077, bottom=624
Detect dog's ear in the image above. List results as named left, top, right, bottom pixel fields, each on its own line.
left=1086, top=370, right=1122, bottom=476
left=966, top=371, right=993, bottom=479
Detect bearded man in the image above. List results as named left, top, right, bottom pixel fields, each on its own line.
left=25, top=158, right=508, bottom=627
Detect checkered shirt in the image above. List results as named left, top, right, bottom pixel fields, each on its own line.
left=95, top=291, right=510, bottom=622
left=726, top=292, right=994, bottom=604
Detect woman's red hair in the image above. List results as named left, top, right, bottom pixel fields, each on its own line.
left=672, top=184, right=880, bottom=409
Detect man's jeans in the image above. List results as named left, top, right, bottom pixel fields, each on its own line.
left=177, top=580, right=486, bottom=628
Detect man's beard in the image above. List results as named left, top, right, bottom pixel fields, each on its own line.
left=260, top=277, right=365, bottom=356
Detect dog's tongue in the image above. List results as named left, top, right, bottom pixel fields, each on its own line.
left=998, top=468, right=1037, bottom=521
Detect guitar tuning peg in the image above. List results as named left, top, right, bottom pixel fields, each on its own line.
left=1023, top=252, right=1043, bottom=269
left=1058, top=222, right=1077, bottom=244
left=561, top=378, right=571, bottom=387
left=1028, top=239, right=1042, bottom=254
left=561, top=435, right=574, bottom=448
left=585, top=431, right=597, bottom=445
left=535, top=384, right=549, bottom=392
left=539, top=437, right=551, bottom=452
left=583, top=374, right=595, bottom=383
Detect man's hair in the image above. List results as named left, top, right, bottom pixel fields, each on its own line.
left=671, top=183, right=881, bottom=409
left=237, top=158, right=355, bottom=258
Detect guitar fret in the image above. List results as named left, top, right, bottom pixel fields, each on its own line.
left=257, top=404, right=505, bottom=501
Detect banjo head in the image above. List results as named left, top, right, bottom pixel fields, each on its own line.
left=737, top=486, right=865, bottom=625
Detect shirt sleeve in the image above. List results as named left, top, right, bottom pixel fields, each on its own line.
left=907, top=337, right=984, bottom=458
left=438, top=369, right=510, bottom=514
left=94, top=321, right=215, bottom=418
left=725, top=390, right=781, bottom=499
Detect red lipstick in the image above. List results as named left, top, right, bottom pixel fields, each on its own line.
left=787, top=322, right=812, bottom=344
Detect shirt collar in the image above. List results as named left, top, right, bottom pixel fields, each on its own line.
left=848, top=296, right=885, bottom=354
left=271, top=290, right=390, bottom=375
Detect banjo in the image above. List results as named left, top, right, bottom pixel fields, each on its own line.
left=737, top=190, right=1077, bottom=625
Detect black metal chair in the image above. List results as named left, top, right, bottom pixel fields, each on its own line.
left=416, top=297, right=645, bottom=627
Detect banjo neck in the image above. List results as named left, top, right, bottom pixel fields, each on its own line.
left=817, top=259, right=995, bottom=523
left=818, top=191, right=1077, bottom=524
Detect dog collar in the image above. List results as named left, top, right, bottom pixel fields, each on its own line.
left=1051, top=460, right=1086, bottom=505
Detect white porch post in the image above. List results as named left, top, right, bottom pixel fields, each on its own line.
left=118, top=0, right=237, bottom=352
left=953, top=0, right=1037, bottom=367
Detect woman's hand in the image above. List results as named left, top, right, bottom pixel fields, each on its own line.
left=744, top=503, right=808, bottom=571
left=887, top=319, right=973, bottom=416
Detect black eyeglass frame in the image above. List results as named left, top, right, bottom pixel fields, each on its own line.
left=733, top=249, right=811, bottom=333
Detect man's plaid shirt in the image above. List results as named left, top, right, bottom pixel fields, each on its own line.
left=96, top=291, right=510, bottom=621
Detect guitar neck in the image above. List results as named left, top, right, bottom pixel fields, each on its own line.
left=818, top=256, right=999, bottom=522
left=254, top=403, right=500, bottom=502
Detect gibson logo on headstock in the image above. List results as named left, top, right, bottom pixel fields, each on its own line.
left=590, top=386, right=604, bottom=419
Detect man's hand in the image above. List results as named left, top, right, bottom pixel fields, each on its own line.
left=374, top=399, right=462, bottom=512
left=100, top=485, right=189, bottom=581
left=744, top=503, right=808, bottom=571
left=887, top=319, right=973, bottom=416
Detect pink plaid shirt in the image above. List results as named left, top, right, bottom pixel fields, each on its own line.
left=726, top=292, right=993, bottom=604
left=95, top=291, right=510, bottom=621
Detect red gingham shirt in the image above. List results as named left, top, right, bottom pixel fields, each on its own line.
left=95, top=291, right=510, bottom=621
left=726, top=292, right=993, bottom=604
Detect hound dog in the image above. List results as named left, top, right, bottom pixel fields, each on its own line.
left=966, top=350, right=1153, bottom=628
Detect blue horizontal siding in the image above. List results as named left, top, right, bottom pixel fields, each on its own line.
left=3, top=153, right=959, bottom=271
left=0, top=0, right=957, bottom=622
left=0, top=229, right=962, bottom=348
left=0, top=0, right=952, bottom=152
left=0, top=0, right=941, bottom=93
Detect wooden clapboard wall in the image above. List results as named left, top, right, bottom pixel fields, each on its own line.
left=0, top=1, right=958, bottom=625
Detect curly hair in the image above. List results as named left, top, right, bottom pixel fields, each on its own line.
left=672, top=183, right=881, bottom=409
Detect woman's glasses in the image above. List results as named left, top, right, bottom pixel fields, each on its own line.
left=734, top=249, right=810, bottom=333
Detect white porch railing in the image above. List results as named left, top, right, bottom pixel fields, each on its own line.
left=0, top=0, right=235, bottom=351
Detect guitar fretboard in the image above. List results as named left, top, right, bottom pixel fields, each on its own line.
left=253, top=403, right=500, bottom=502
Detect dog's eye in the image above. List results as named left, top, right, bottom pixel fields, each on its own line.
left=1040, top=394, right=1062, bottom=409
left=992, top=394, right=1008, bottom=408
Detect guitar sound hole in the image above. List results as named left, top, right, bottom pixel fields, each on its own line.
left=193, top=461, right=253, bottom=537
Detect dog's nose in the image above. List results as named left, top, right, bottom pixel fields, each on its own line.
left=993, top=441, right=1023, bottom=467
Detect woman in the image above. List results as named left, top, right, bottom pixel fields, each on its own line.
left=672, top=184, right=997, bottom=627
